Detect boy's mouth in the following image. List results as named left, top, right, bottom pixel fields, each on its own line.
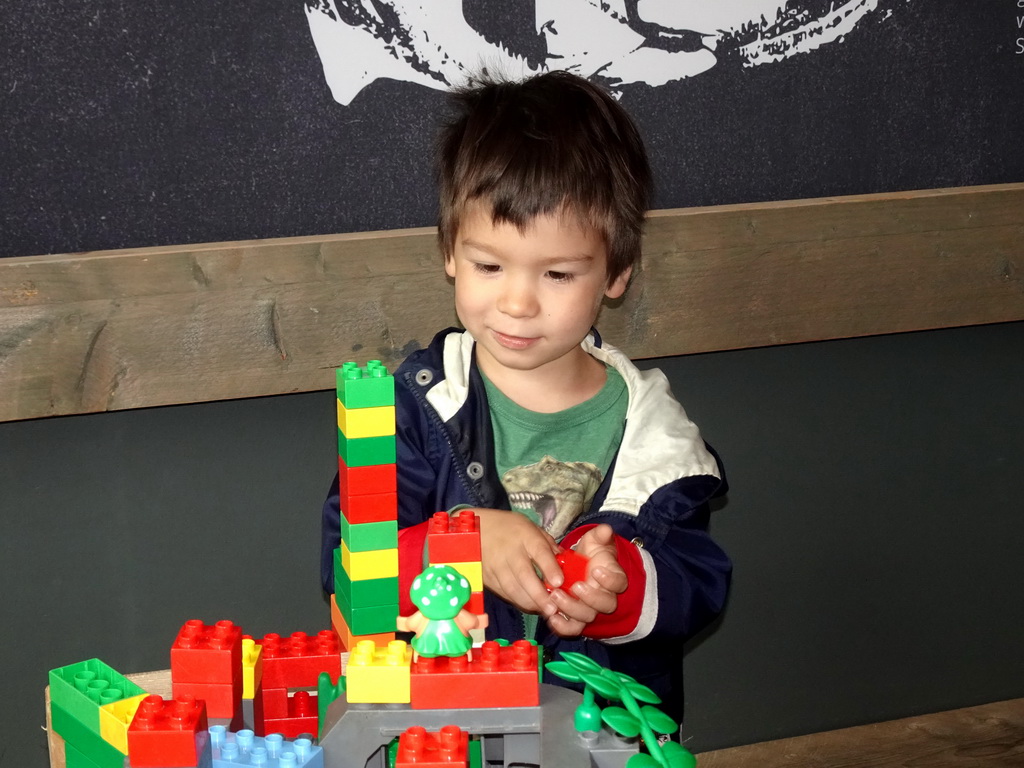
left=492, top=330, right=539, bottom=350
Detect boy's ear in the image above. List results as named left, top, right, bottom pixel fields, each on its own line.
left=605, top=267, right=632, bottom=300
left=444, top=254, right=456, bottom=279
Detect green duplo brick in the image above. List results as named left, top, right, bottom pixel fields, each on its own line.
left=49, top=658, right=146, bottom=736
left=334, top=586, right=398, bottom=634
left=333, top=548, right=399, bottom=606
left=341, top=517, right=398, bottom=552
left=336, top=362, right=395, bottom=408
left=51, top=701, right=125, bottom=768
left=64, top=743, right=104, bottom=768
left=338, top=430, right=396, bottom=467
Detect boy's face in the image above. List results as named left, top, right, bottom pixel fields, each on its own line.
left=445, top=203, right=630, bottom=383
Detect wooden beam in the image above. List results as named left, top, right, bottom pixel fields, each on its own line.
left=698, top=697, right=1024, bottom=767
left=2, top=183, right=1022, bottom=422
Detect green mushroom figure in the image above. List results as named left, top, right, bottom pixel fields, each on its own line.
left=396, top=564, right=488, bottom=661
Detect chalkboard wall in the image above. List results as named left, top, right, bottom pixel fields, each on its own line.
left=2, top=2, right=1023, bottom=258
left=1, top=3, right=1022, bottom=767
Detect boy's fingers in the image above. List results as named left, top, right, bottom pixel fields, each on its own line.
left=520, top=569, right=558, bottom=617
left=589, top=564, right=628, bottom=595
left=546, top=601, right=589, bottom=638
left=577, top=523, right=615, bottom=554
left=495, top=554, right=557, bottom=616
left=494, top=571, right=539, bottom=614
left=567, top=580, right=618, bottom=615
left=549, top=614, right=586, bottom=638
left=530, top=539, right=564, bottom=590
left=551, top=587, right=599, bottom=623
left=548, top=598, right=589, bottom=638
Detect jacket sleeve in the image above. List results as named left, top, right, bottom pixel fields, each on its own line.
left=587, top=471, right=731, bottom=644
left=320, top=474, right=341, bottom=593
left=640, top=487, right=731, bottom=642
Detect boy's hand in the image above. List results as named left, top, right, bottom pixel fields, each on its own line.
left=473, top=508, right=562, bottom=618
left=546, top=524, right=628, bottom=638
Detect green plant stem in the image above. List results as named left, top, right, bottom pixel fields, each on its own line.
left=583, top=685, right=596, bottom=709
left=620, top=690, right=668, bottom=768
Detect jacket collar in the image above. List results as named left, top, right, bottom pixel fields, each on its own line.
left=423, top=329, right=721, bottom=516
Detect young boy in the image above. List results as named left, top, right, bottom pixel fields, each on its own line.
left=322, top=71, right=730, bottom=723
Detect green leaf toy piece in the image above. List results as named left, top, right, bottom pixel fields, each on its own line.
left=545, top=660, right=584, bottom=683
left=544, top=658, right=603, bottom=732
left=614, top=672, right=662, bottom=704
left=627, top=755, right=664, bottom=768
left=573, top=702, right=604, bottom=733
left=601, top=706, right=641, bottom=738
left=580, top=669, right=623, bottom=699
left=640, top=705, right=678, bottom=735
left=660, top=742, right=697, bottom=768
left=547, top=649, right=683, bottom=761
left=559, top=651, right=605, bottom=674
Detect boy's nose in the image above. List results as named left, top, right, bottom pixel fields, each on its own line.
left=497, top=279, right=539, bottom=318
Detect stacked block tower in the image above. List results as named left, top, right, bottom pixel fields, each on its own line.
left=331, top=361, right=400, bottom=650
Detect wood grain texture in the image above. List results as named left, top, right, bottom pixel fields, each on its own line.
left=698, top=698, right=1024, bottom=767
left=4, top=183, right=1023, bottom=422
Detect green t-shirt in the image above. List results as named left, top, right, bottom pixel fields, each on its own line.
left=482, top=365, right=627, bottom=639
left=482, top=366, right=627, bottom=541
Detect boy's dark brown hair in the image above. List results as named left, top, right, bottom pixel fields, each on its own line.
left=436, top=71, right=652, bottom=284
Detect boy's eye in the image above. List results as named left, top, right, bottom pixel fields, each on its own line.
left=472, top=263, right=501, bottom=275
left=546, top=271, right=574, bottom=283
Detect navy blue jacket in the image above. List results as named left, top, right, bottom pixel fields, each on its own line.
left=322, top=329, right=730, bottom=722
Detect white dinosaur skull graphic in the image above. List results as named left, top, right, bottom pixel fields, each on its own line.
left=304, top=0, right=887, bottom=106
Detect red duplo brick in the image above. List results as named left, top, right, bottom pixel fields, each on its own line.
left=171, top=678, right=241, bottom=719
left=127, top=695, right=209, bottom=768
left=258, top=630, right=341, bottom=688
left=261, top=691, right=318, bottom=739
left=170, top=619, right=242, bottom=683
left=426, top=510, right=482, bottom=563
left=340, top=490, right=399, bottom=524
left=255, top=686, right=316, bottom=736
left=338, top=457, right=397, bottom=497
left=256, top=685, right=290, bottom=721
left=465, top=592, right=485, bottom=615
left=252, top=682, right=271, bottom=736
left=409, top=640, right=539, bottom=710
left=396, top=725, right=469, bottom=767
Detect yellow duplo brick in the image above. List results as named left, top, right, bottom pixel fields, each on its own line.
left=242, top=638, right=262, bottom=699
left=345, top=640, right=411, bottom=703
left=431, top=560, right=483, bottom=591
left=99, top=693, right=148, bottom=754
left=337, top=401, right=396, bottom=439
left=341, top=540, right=399, bottom=580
